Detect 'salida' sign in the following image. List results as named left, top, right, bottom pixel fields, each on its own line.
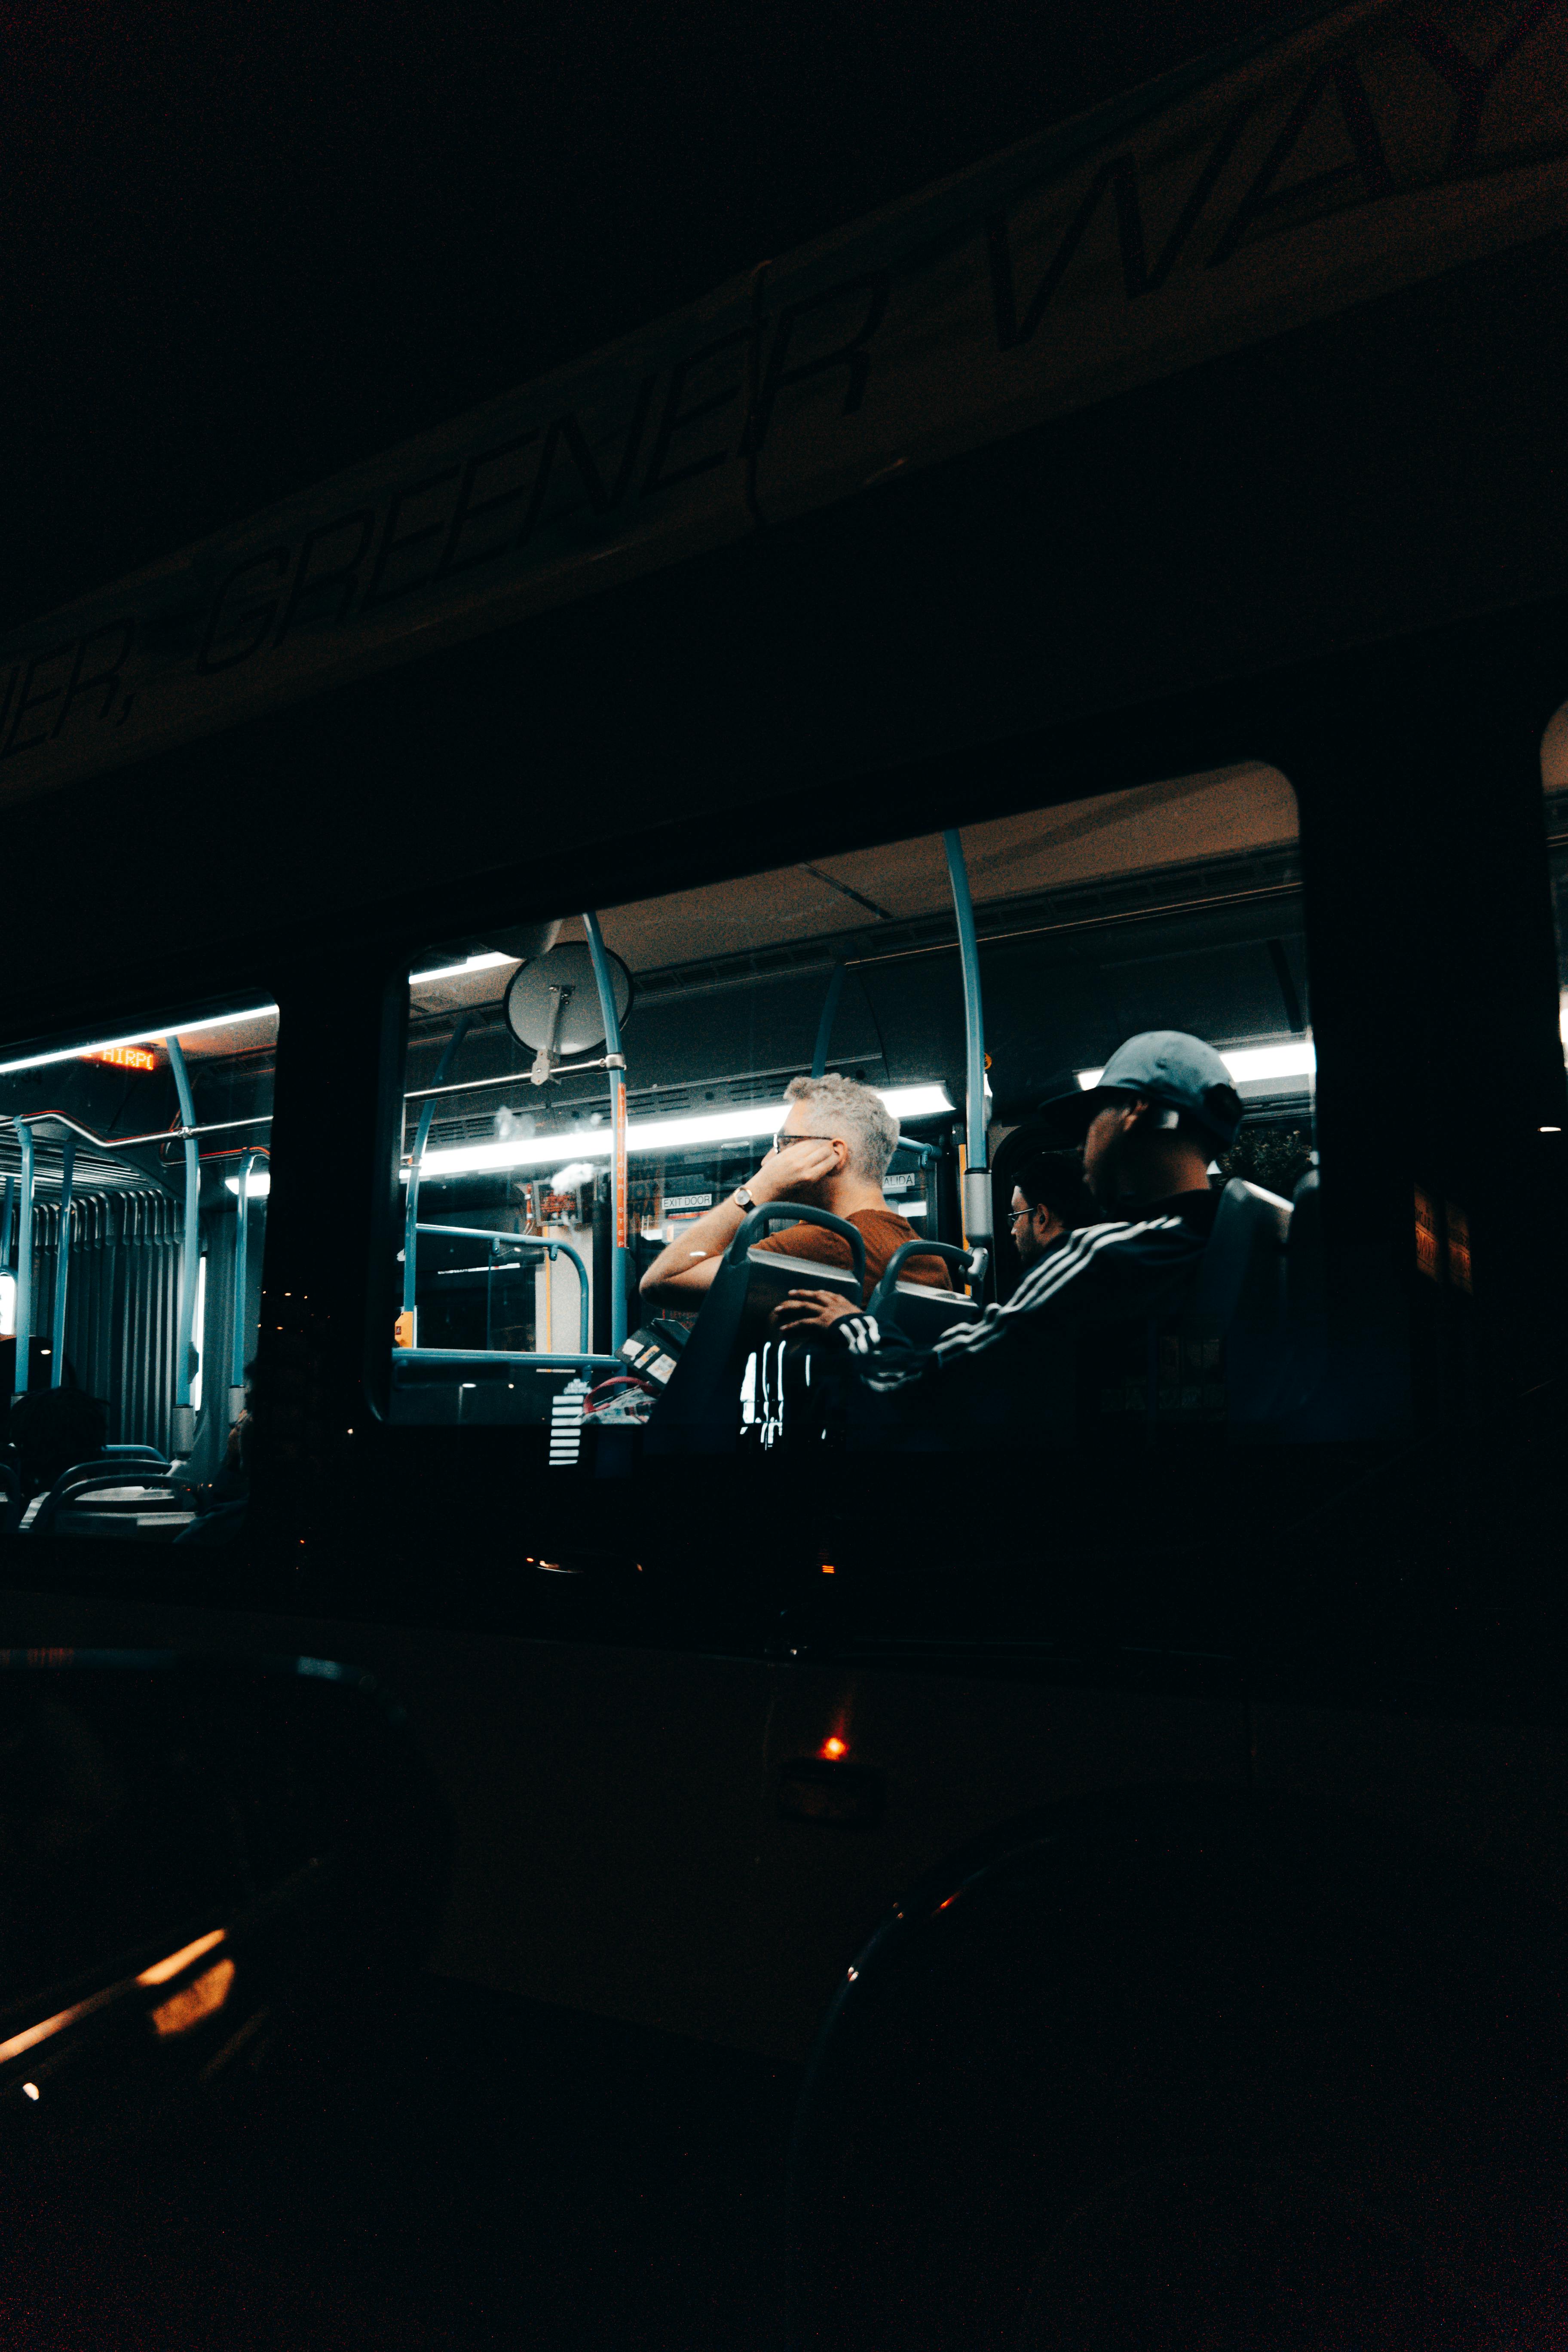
left=2, top=0, right=1564, bottom=799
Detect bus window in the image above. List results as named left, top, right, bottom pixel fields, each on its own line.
left=1542, top=706, right=1568, bottom=1075
left=0, top=1003, right=277, bottom=1542
left=389, top=760, right=1333, bottom=1466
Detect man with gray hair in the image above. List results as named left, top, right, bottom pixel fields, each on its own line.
left=639, top=1072, right=952, bottom=1312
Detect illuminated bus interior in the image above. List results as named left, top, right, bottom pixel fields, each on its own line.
left=392, top=763, right=1319, bottom=1457
left=0, top=1007, right=276, bottom=1540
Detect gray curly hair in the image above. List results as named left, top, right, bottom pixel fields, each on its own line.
left=784, top=1072, right=898, bottom=1183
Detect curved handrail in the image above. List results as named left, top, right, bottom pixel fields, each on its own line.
left=722, top=1201, right=867, bottom=1295
left=29, top=1458, right=186, bottom=1539
left=866, top=1237, right=986, bottom=1323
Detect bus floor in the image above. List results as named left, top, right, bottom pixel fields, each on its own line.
left=0, top=1977, right=803, bottom=2351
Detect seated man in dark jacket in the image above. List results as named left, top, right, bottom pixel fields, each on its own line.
left=774, top=1032, right=1242, bottom=1430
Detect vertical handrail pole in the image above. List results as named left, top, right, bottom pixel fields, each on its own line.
left=942, top=829, right=992, bottom=1243
left=230, top=1148, right=255, bottom=1416
left=165, top=1034, right=202, bottom=1448
left=581, top=912, right=629, bottom=1352
left=402, top=1011, right=475, bottom=1334
left=12, top=1127, right=33, bottom=1400
left=811, top=963, right=846, bottom=1079
left=49, top=1138, right=75, bottom=1387
left=0, top=1173, right=13, bottom=1274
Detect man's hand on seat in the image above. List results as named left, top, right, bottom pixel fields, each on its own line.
left=770, top=1288, right=861, bottom=1338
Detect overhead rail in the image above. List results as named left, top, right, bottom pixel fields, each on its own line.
left=942, top=830, right=992, bottom=1245
left=581, top=913, right=631, bottom=1354
left=0, top=1108, right=272, bottom=1153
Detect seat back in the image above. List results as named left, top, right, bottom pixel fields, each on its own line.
left=1189, top=1178, right=1292, bottom=1427
left=1271, top=1166, right=1328, bottom=1417
left=645, top=1203, right=866, bottom=1455
left=29, top=1459, right=187, bottom=1538
left=867, top=1238, right=986, bottom=1345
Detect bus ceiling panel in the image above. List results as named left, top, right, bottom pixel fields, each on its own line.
left=818, top=764, right=1299, bottom=927
left=569, top=765, right=1299, bottom=979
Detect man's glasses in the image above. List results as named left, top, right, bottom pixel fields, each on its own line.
left=770, top=1133, right=838, bottom=1155
left=1007, top=1205, right=1040, bottom=1226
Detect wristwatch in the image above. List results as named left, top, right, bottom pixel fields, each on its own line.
left=732, top=1186, right=757, bottom=1211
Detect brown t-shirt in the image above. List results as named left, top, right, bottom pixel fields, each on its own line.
left=753, top=1209, right=952, bottom=1305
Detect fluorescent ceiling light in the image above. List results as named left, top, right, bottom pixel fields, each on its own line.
left=402, top=1083, right=953, bottom=1182
left=410, top=952, right=514, bottom=986
left=0, top=1004, right=279, bottom=1080
left=1076, top=1041, right=1315, bottom=1090
left=224, top=1170, right=272, bottom=1198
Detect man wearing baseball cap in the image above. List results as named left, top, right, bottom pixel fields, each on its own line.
left=772, top=1031, right=1243, bottom=1424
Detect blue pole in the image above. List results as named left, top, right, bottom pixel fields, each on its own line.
left=403, top=1011, right=475, bottom=1326
left=230, top=1148, right=255, bottom=1400
left=942, top=829, right=992, bottom=1241
left=165, top=1034, right=201, bottom=1427
left=581, top=912, right=630, bottom=1352
left=49, top=1137, right=75, bottom=1388
left=811, top=963, right=846, bottom=1078
left=12, top=1127, right=32, bottom=1400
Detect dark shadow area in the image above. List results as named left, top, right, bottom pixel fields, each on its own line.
left=0, top=1978, right=800, bottom=2351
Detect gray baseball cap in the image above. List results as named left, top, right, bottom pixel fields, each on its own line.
left=1040, top=1030, right=1244, bottom=1149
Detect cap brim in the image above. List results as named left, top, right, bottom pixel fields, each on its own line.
left=1034, top=1083, right=1103, bottom=1142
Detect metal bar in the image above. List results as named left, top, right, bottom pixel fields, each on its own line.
left=0, top=1174, right=12, bottom=1271
left=810, top=963, right=846, bottom=1078
left=942, top=829, right=992, bottom=1242
left=581, top=912, right=629, bottom=1353
left=13, top=1125, right=33, bottom=1401
left=230, top=1148, right=254, bottom=1403
left=164, top=1034, right=201, bottom=1426
left=49, top=1138, right=75, bottom=1388
left=402, top=1059, right=613, bottom=1106
left=413, top=1223, right=590, bottom=1354
left=402, top=1013, right=475, bottom=1326
left=844, top=881, right=1302, bottom=972
left=0, top=1110, right=271, bottom=1158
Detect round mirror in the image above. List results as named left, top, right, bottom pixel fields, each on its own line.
left=504, top=942, right=632, bottom=1057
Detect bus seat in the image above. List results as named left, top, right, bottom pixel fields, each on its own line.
left=645, top=1203, right=866, bottom=1455
left=28, top=1459, right=192, bottom=1540
left=1271, top=1167, right=1328, bottom=1418
left=1190, top=1178, right=1293, bottom=1428
left=867, top=1238, right=986, bottom=1345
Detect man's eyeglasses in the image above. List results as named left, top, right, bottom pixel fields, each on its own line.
left=770, top=1133, right=838, bottom=1155
left=1007, top=1204, right=1041, bottom=1225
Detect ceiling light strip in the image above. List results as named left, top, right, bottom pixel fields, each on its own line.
left=400, top=1083, right=954, bottom=1180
